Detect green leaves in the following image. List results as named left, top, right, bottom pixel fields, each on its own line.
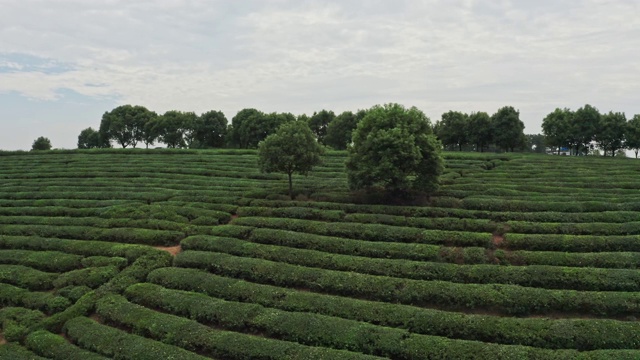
left=346, top=103, right=443, bottom=195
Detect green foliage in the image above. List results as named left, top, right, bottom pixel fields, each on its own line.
left=25, top=330, right=110, bottom=360
left=99, top=105, right=156, bottom=148
left=435, top=110, right=469, bottom=151
left=192, top=110, right=228, bottom=148
left=307, top=109, right=336, bottom=144
left=596, top=111, right=627, bottom=156
left=228, top=108, right=295, bottom=149
left=571, top=104, right=601, bottom=155
left=77, top=127, right=102, bottom=149
left=258, top=121, right=325, bottom=199
left=324, top=110, right=366, bottom=150
left=542, top=108, right=572, bottom=154
left=491, top=106, right=526, bottom=152
left=626, top=114, right=640, bottom=157
left=64, top=317, right=209, bottom=360
left=156, top=110, right=197, bottom=148
left=31, top=136, right=52, bottom=151
left=346, top=103, right=444, bottom=195
left=466, top=111, right=493, bottom=152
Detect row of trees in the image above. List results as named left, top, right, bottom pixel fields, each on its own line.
left=434, top=106, right=526, bottom=152
left=542, top=105, right=640, bottom=157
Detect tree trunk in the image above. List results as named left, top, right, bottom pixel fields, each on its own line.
left=458, top=143, right=462, bottom=151
left=288, top=172, right=293, bottom=200
left=635, top=149, right=638, bottom=158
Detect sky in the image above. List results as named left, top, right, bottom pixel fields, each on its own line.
left=1, top=0, right=639, bottom=150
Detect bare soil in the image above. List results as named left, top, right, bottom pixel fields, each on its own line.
left=0, top=334, right=6, bottom=345
left=154, top=245, right=182, bottom=256
left=492, top=234, right=504, bottom=248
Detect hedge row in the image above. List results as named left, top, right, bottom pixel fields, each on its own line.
left=0, top=283, right=70, bottom=314
left=237, top=206, right=345, bottom=221
left=52, top=266, right=120, bottom=289
left=0, top=249, right=82, bottom=272
left=503, top=233, right=640, bottom=253
left=147, top=267, right=640, bottom=351
left=180, top=236, right=640, bottom=291
left=506, top=220, right=640, bottom=236
left=0, top=236, right=155, bottom=260
left=0, top=306, right=45, bottom=342
left=238, top=227, right=640, bottom=269
left=0, top=343, right=48, bottom=360
left=96, top=294, right=387, bottom=360
left=0, top=265, right=58, bottom=291
left=0, top=215, right=191, bottom=232
left=230, top=217, right=493, bottom=247
left=63, top=316, right=210, bottom=360
left=245, top=199, right=640, bottom=223
left=81, top=256, right=128, bottom=268
left=173, top=251, right=640, bottom=317
left=0, top=225, right=185, bottom=246
left=25, top=330, right=109, bottom=360
left=124, top=283, right=605, bottom=358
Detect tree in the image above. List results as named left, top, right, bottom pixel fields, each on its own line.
left=542, top=108, right=572, bottom=155
left=156, top=110, right=196, bottom=148
left=324, top=110, right=367, bottom=150
left=31, top=136, right=52, bottom=151
left=99, top=105, right=155, bottom=148
left=346, top=103, right=444, bottom=195
left=77, top=127, right=101, bottom=149
left=467, top=112, right=493, bottom=152
left=435, top=111, right=469, bottom=151
left=626, top=115, right=640, bottom=158
left=524, top=134, right=546, bottom=153
left=307, top=110, right=336, bottom=144
left=258, top=121, right=325, bottom=199
left=571, top=104, right=601, bottom=156
left=227, top=108, right=263, bottom=148
left=596, top=111, right=626, bottom=156
left=491, top=106, right=526, bottom=152
left=193, top=110, right=228, bottom=148
left=142, top=115, right=160, bottom=149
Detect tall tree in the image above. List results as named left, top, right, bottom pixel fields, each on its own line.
left=193, top=110, right=228, bottom=148
left=596, top=111, right=626, bottom=156
left=307, top=110, right=336, bottom=144
left=491, top=106, right=526, bottom=152
left=435, top=111, right=469, bottom=151
left=77, top=127, right=101, bottom=149
left=141, top=115, right=160, bottom=149
left=571, top=104, right=601, bottom=156
left=324, top=109, right=367, bottom=150
left=156, top=110, right=196, bottom=148
left=542, top=108, right=573, bottom=155
left=31, top=136, right=52, bottom=151
left=626, top=114, right=640, bottom=158
left=467, top=112, right=493, bottom=152
left=99, top=105, right=155, bottom=148
left=258, top=121, right=324, bottom=199
left=346, top=103, right=444, bottom=195
left=227, top=108, right=263, bottom=148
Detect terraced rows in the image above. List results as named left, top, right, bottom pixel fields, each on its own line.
left=1, top=149, right=640, bottom=359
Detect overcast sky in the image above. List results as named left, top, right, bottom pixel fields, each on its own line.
left=1, top=0, right=639, bottom=150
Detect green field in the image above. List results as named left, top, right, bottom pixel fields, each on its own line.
left=2, top=149, right=640, bottom=359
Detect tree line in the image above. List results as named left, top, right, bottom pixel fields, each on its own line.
left=78, top=104, right=531, bottom=153
left=542, top=105, right=640, bottom=157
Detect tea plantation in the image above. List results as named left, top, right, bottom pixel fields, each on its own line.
left=2, top=149, right=640, bottom=359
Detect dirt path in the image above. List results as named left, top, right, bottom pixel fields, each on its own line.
left=154, top=245, right=182, bottom=256
left=0, top=334, right=6, bottom=345
left=492, top=234, right=504, bottom=248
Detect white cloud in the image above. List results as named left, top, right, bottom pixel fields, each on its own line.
left=0, top=0, right=639, bottom=149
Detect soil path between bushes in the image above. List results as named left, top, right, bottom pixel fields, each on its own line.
left=0, top=334, right=6, bottom=345
left=154, top=245, right=182, bottom=256
left=492, top=234, right=504, bottom=248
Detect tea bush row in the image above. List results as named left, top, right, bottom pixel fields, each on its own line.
left=148, top=267, right=640, bottom=351
left=95, top=294, right=386, bottom=360
left=174, top=251, right=640, bottom=317
left=181, top=236, right=640, bottom=291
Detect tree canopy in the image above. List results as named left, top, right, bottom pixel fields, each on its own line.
left=324, top=110, right=367, bottom=150
left=31, top=136, right=52, bottom=151
left=258, top=121, right=325, bottom=199
left=307, top=110, right=336, bottom=145
left=492, top=106, right=526, bottom=152
left=99, top=105, right=156, bottom=148
left=77, top=127, right=101, bottom=149
left=346, top=103, right=444, bottom=195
